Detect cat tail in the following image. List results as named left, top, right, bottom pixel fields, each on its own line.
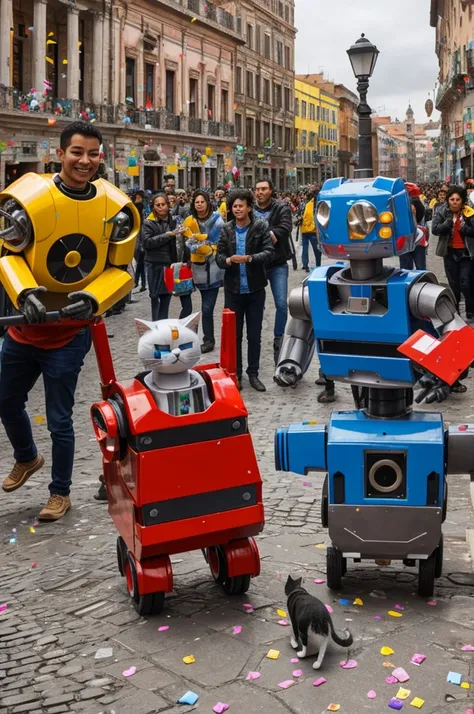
left=329, top=621, right=353, bottom=648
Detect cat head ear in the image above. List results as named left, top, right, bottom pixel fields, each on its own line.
left=180, top=312, right=200, bottom=334
left=285, top=575, right=302, bottom=595
left=135, top=318, right=154, bottom=338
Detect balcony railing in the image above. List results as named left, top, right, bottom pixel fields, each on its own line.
left=189, top=117, right=202, bottom=134
left=208, top=120, right=219, bottom=136
left=165, top=113, right=181, bottom=131
left=162, top=0, right=240, bottom=37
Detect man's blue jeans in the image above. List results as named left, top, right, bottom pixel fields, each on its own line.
left=266, top=264, right=289, bottom=339
left=302, top=232, right=322, bottom=269
left=0, top=328, right=92, bottom=496
left=198, top=286, right=220, bottom=343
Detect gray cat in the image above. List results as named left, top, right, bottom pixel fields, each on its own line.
left=285, top=575, right=353, bottom=669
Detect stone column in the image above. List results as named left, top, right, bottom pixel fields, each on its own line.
left=32, top=0, right=47, bottom=96
left=0, top=0, right=13, bottom=87
left=101, top=8, right=110, bottom=103
left=66, top=5, right=80, bottom=100
left=92, top=12, right=103, bottom=105
left=137, top=39, right=144, bottom=108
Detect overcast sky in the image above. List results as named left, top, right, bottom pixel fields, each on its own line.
left=294, top=0, right=440, bottom=123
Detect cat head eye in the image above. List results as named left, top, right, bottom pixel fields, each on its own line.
left=179, top=342, right=194, bottom=350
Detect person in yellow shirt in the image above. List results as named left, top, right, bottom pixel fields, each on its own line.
left=301, top=190, right=321, bottom=272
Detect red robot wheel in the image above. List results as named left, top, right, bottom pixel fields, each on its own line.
left=124, top=553, right=166, bottom=616
left=116, top=536, right=127, bottom=577
left=205, top=538, right=260, bottom=595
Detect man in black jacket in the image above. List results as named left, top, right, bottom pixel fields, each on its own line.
left=254, top=178, right=293, bottom=363
left=216, top=189, right=274, bottom=391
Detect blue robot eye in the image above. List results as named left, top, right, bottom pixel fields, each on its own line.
left=154, top=344, right=171, bottom=358
left=179, top=342, right=193, bottom=350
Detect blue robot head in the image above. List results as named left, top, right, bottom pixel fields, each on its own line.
left=315, top=177, right=416, bottom=261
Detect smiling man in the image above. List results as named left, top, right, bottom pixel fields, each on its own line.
left=0, top=121, right=138, bottom=521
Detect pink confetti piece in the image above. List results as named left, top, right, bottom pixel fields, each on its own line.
left=339, top=659, right=357, bottom=669
left=386, top=676, right=398, bottom=684
left=213, top=704, right=229, bottom=714
left=392, top=667, right=410, bottom=683
left=427, top=600, right=437, bottom=606
left=395, top=604, right=404, bottom=611
left=325, top=604, right=333, bottom=613
left=157, top=625, right=169, bottom=632
left=290, top=657, right=299, bottom=663
left=466, top=710, right=474, bottom=714
left=33, top=520, right=39, bottom=527
left=374, top=615, right=382, bottom=620
left=313, top=677, right=327, bottom=687
left=243, top=604, right=254, bottom=613
left=367, top=690, right=377, bottom=699
left=302, top=481, right=311, bottom=486
left=31, top=562, right=37, bottom=568
left=246, top=671, right=261, bottom=681
left=314, top=579, right=325, bottom=584
left=292, top=669, right=303, bottom=677
left=232, top=626, right=242, bottom=635
left=122, top=666, right=137, bottom=677
left=278, top=680, right=295, bottom=689
left=462, top=645, right=474, bottom=651
left=278, top=619, right=289, bottom=626
left=276, top=571, right=281, bottom=581
left=0, top=604, right=7, bottom=613
left=411, top=653, right=426, bottom=665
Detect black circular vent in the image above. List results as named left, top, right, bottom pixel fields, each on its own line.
left=46, top=233, right=97, bottom=284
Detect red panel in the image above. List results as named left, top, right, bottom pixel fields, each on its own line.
left=219, top=308, right=237, bottom=382
left=105, top=461, right=136, bottom=554
left=90, top=318, right=116, bottom=397
left=398, top=326, right=474, bottom=385
left=223, top=537, right=261, bottom=577
left=134, top=554, right=173, bottom=594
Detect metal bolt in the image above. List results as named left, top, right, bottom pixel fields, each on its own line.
left=242, top=492, right=251, bottom=501
left=232, top=420, right=241, bottom=431
left=150, top=508, right=159, bottom=518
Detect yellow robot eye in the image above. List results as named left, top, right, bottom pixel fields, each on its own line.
left=108, top=209, right=132, bottom=242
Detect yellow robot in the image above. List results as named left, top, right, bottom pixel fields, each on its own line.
left=0, top=173, right=140, bottom=316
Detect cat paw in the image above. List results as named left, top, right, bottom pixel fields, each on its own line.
left=290, top=637, right=299, bottom=649
left=296, top=650, right=307, bottom=658
left=312, top=661, right=321, bottom=670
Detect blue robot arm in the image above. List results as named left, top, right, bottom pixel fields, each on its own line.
left=275, top=423, right=326, bottom=474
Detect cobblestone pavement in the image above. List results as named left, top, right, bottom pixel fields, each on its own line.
left=0, top=244, right=473, bottom=714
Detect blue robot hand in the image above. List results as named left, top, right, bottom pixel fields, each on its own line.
left=415, top=375, right=451, bottom=404
left=274, top=363, right=302, bottom=387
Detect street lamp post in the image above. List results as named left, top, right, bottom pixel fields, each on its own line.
left=347, top=34, right=379, bottom=179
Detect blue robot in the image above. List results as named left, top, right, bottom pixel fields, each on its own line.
left=274, top=176, right=474, bottom=597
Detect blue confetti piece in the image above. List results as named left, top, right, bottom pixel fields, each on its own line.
left=178, top=691, right=199, bottom=705
left=339, top=599, right=351, bottom=606
left=447, top=671, right=462, bottom=685
left=9, top=538, right=16, bottom=544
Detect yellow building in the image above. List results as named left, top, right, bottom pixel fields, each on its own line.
left=294, top=75, right=339, bottom=186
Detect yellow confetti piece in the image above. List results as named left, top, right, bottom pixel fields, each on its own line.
left=388, top=610, right=403, bottom=618
left=461, top=682, right=470, bottom=689
left=410, top=697, right=425, bottom=709
left=380, top=646, right=395, bottom=656
left=33, top=415, right=46, bottom=424
left=276, top=609, right=287, bottom=618
left=191, top=16, right=197, bottom=21
left=353, top=598, right=363, bottom=606
left=48, top=31, right=54, bottom=36
left=266, top=649, right=280, bottom=660
left=383, top=662, right=395, bottom=668
left=327, top=705, right=340, bottom=712
left=396, top=687, right=411, bottom=700
left=182, top=655, right=195, bottom=664
left=314, top=544, right=326, bottom=549
left=45, top=56, right=54, bottom=64
left=62, top=58, right=68, bottom=64
left=46, top=39, right=56, bottom=44
left=29, top=527, right=36, bottom=533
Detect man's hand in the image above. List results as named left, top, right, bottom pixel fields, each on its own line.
left=62, top=292, right=96, bottom=320
left=19, top=287, right=47, bottom=324
left=228, top=255, right=249, bottom=264
left=270, top=230, right=277, bottom=245
left=274, top=363, right=302, bottom=387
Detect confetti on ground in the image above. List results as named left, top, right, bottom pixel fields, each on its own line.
left=276, top=572, right=281, bottom=580
left=9, top=538, right=15, bottom=544
left=411, top=654, right=426, bottom=665
left=29, top=526, right=36, bottom=533
left=33, top=415, right=46, bottom=424
left=190, top=17, right=197, bottom=22
left=386, top=676, right=398, bottom=684
left=232, top=626, right=242, bottom=635
left=290, top=658, right=299, bottom=663
left=278, top=620, right=289, bottom=626
left=183, top=655, right=196, bottom=664
left=178, top=691, right=199, bottom=705
left=462, top=645, right=474, bottom=651
left=396, top=688, right=411, bottom=700
left=302, top=481, right=311, bottom=486
left=266, top=649, right=280, bottom=660
left=293, top=669, right=303, bottom=677
left=313, top=677, right=327, bottom=687
left=388, top=698, right=404, bottom=710
left=427, top=600, right=436, bottom=606
left=31, top=562, right=37, bottom=568
left=374, top=616, right=382, bottom=620
left=410, top=698, right=425, bottom=709
left=246, top=672, right=261, bottom=680
left=157, top=626, right=169, bottom=632
left=94, top=648, right=113, bottom=659
left=314, top=579, right=325, bottom=584
left=388, top=610, right=403, bottom=618
left=325, top=604, right=333, bottom=613
left=339, top=599, right=351, bottom=606
left=315, top=544, right=326, bottom=549
left=33, top=520, right=39, bottom=526
left=353, top=598, right=363, bottom=606
left=213, top=703, right=229, bottom=713
left=381, top=646, right=395, bottom=656
left=466, top=709, right=474, bottom=714
left=243, top=604, right=254, bottom=613
left=383, top=663, right=395, bottom=668
left=340, top=659, right=357, bottom=669
left=392, top=668, right=410, bottom=683
left=447, top=671, right=462, bottom=685
left=461, top=682, right=470, bottom=689
left=0, top=604, right=7, bottom=613
left=278, top=680, right=295, bottom=689
left=277, top=609, right=287, bottom=618
left=395, top=604, right=405, bottom=611
left=122, top=666, right=136, bottom=677
left=367, top=691, right=377, bottom=699
left=327, top=705, right=340, bottom=712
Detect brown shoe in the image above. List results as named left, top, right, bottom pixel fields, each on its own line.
left=38, top=494, right=71, bottom=521
left=2, top=455, right=45, bottom=493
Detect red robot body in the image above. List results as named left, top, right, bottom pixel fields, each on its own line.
left=90, top=310, right=264, bottom=615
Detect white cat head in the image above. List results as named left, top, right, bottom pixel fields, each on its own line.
left=135, top=313, right=201, bottom=375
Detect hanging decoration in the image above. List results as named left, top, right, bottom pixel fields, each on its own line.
left=425, top=98, right=433, bottom=118
left=205, top=146, right=213, bottom=157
